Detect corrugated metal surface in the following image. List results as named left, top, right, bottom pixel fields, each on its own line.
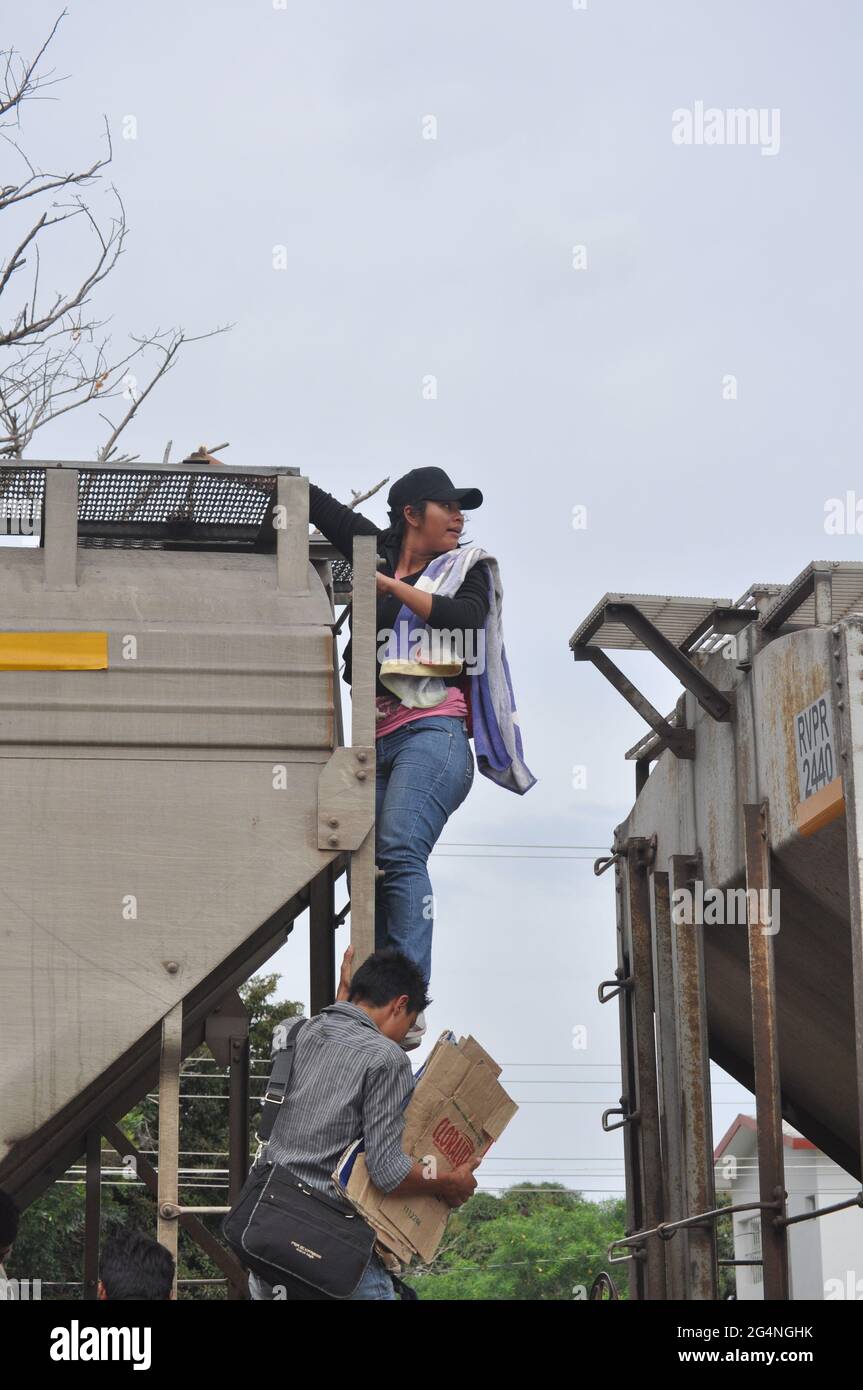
left=762, top=561, right=863, bottom=628
left=619, top=621, right=861, bottom=1179
left=570, top=592, right=731, bottom=650
left=0, top=529, right=340, bottom=1158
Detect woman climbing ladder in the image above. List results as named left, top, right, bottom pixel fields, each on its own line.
left=309, top=466, right=535, bottom=1046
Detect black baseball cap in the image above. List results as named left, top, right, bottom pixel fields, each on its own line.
left=387, top=467, right=483, bottom=514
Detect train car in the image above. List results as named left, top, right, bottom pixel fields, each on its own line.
left=571, top=565, right=863, bottom=1299
left=0, top=459, right=377, bottom=1291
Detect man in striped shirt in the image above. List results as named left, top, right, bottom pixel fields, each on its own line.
left=249, top=949, right=479, bottom=1301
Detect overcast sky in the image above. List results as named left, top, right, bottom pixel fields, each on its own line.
left=10, top=0, right=863, bottom=1203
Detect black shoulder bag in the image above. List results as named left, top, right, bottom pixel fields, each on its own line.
left=222, top=1017, right=378, bottom=1301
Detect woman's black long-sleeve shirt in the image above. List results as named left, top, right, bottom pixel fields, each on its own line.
left=309, top=484, right=490, bottom=695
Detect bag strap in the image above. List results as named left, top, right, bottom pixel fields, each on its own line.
left=257, top=1016, right=309, bottom=1145
left=391, top=1274, right=419, bottom=1301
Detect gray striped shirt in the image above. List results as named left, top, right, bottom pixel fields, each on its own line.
left=264, top=1002, right=415, bottom=1200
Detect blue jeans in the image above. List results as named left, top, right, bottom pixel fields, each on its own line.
left=375, top=715, right=474, bottom=988
left=248, top=1255, right=396, bottom=1301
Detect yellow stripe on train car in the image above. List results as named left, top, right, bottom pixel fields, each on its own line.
left=0, top=632, right=109, bottom=670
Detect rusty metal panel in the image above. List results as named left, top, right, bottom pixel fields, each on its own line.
left=611, top=619, right=861, bottom=1187
left=837, top=618, right=863, bottom=1173
left=607, top=851, right=645, bottom=1300
left=651, top=870, right=688, bottom=1299
left=669, top=854, right=718, bottom=1300
left=575, top=570, right=863, bottom=1307
left=625, top=841, right=667, bottom=1299
left=742, top=802, right=790, bottom=1300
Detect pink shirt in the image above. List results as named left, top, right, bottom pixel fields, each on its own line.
left=375, top=685, right=468, bottom=739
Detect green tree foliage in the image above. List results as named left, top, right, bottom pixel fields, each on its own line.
left=716, top=1192, right=737, bottom=1300
left=9, top=1183, right=87, bottom=1297
left=406, top=1184, right=631, bottom=1301
left=9, top=974, right=303, bottom=1300
left=11, top=976, right=695, bottom=1302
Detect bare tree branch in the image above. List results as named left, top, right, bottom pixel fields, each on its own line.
left=0, top=11, right=68, bottom=124
left=95, top=327, right=230, bottom=463
left=0, top=130, right=113, bottom=215
left=0, top=17, right=231, bottom=461
left=94, top=334, right=184, bottom=463
left=0, top=183, right=127, bottom=347
left=348, top=477, right=389, bottom=509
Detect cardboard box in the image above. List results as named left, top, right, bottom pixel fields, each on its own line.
left=333, top=1032, right=518, bottom=1264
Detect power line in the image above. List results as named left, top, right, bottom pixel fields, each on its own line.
left=166, top=1073, right=756, bottom=1087
left=436, top=845, right=600, bottom=856
left=68, top=1167, right=627, bottom=1180
left=414, top=1253, right=615, bottom=1273
left=96, top=1150, right=624, bottom=1161
left=55, top=1179, right=630, bottom=1195
left=438, top=842, right=610, bottom=850
left=145, top=1095, right=758, bottom=1104
left=180, top=1060, right=748, bottom=1070
left=40, top=1280, right=227, bottom=1288
left=184, top=1061, right=623, bottom=1071
left=71, top=1154, right=855, bottom=1174
left=58, top=1177, right=861, bottom=1195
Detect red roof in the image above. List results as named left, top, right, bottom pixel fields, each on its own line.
left=713, top=1113, right=817, bottom=1160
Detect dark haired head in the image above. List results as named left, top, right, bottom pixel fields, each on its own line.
left=0, top=1190, right=18, bottom=1255
left=348, top=948, right=430, bottom=1015
left=100, top=1229, right=175, bottom=1301
left=382, top=497, right=428, bottom=547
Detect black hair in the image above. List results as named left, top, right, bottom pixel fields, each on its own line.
left=0, top=1190, right=18, bottom=1249
left=381, top=496, right=472, bottom=558
left=381, top=497, right=429, bottom=549
left=100, top=1228, right=175, bottom=1301
left=348, top=948, right=431, bottom=1015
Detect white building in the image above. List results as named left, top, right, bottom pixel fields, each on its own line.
left=714, top=1114, right=862, bottom=1299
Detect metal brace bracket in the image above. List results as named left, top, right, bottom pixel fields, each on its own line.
left=573, top=644, right=698, bottom=760
left=316, top=745, right=375, bottom=851
left=572, top=599, right=737, bottom=767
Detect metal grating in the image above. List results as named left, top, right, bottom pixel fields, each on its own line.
left=688, top=584, right=783, bottom=654
left=625, top=711, right=679, bottom=761
left=310, top=537, right=355, bottom=595
left=570, top=592, right=731, bottom=652
left=0, top=464, right=282, bottom=548
left=571, top=565, right=863, bottom=666
left=77, top=469, right=275, bottom=527
left=0, top=467, right=45, bottom=521
left=330, top=556, right=352, bottom=590
left=762, top=561, right=863, bottom=629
